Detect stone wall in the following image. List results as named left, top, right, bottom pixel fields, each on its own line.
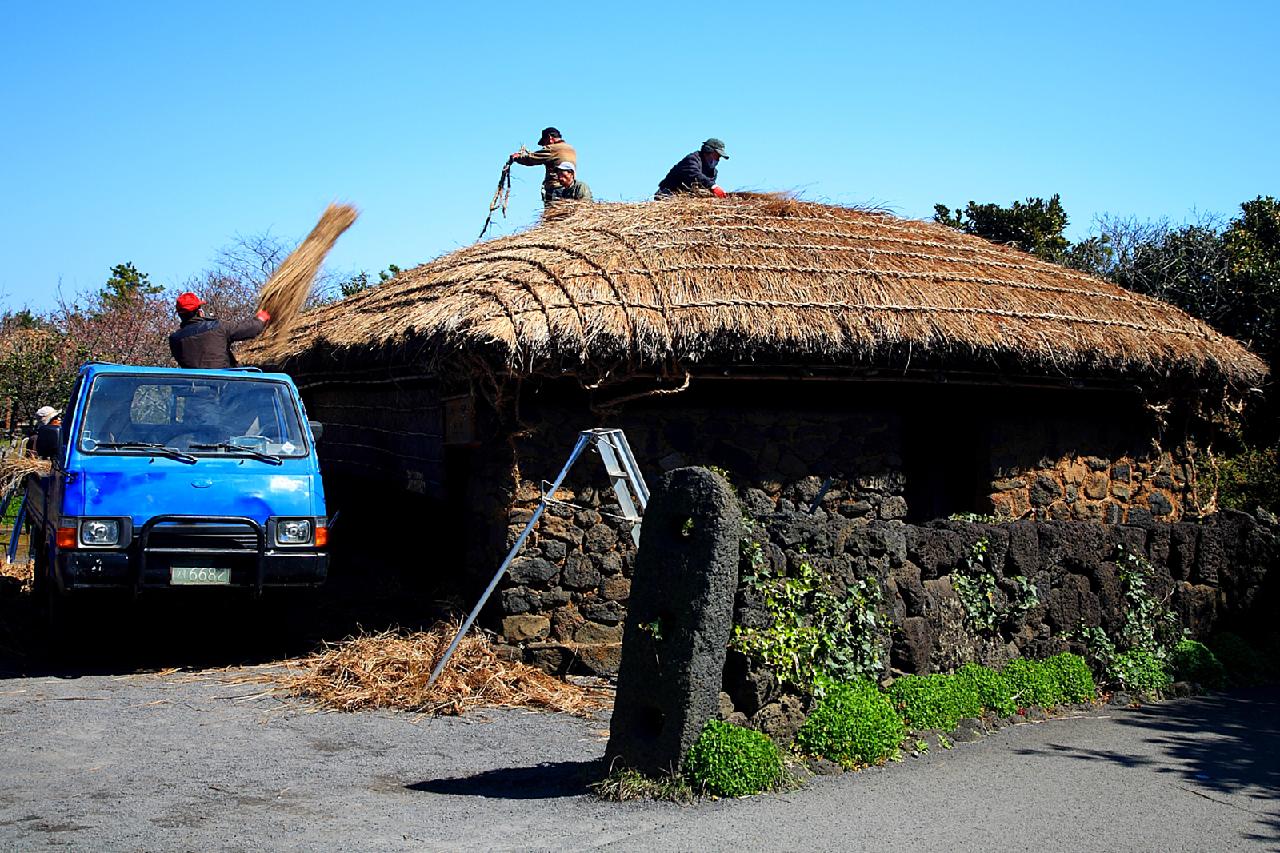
left=484, top=378, right=1196, bottom=672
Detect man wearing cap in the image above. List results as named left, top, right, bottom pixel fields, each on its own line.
left=26, top=406, right=61, bottom=456
left=655, top=138, right=729, bottom=199
left=545, top=161, right=592, bottom=205
left=168, top=293, right=271, bottom=369
left=510, top=127, right=578, bottom=203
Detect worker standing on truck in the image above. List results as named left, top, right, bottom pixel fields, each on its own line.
left=168, top=292, right=271, bottom=369
left=510, top=126, right=577, bottom=204
left=655, top=138, right=729, bottom=199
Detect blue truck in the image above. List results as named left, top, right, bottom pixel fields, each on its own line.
left=24, top=362, right=328, bottom=606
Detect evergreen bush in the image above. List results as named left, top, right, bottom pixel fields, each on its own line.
left=684, top=720, right=787, bottom=798
left=795, top=679, right=904, bottom=767
left=1170, top=639, right=1226, bottom=689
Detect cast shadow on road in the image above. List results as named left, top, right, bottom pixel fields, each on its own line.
left=1014, top=688, right=1280, bottom=846
left=406, top=759, right=607, bottom=799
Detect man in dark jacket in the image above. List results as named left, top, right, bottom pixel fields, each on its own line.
left=655, top=138, right=729, bottom=198
left=168, top=292, right=271, bottom=369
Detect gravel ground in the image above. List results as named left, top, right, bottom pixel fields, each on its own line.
left=2, top=666, right=1277, bottom=852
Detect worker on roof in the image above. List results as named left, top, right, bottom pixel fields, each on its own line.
left=545, top=161, right=592, bottom=205
left=655, top=138, right=729, bottom=199
left=168, top=292, right=271, bottom=369
left=510, top=126, right=578, bottom=205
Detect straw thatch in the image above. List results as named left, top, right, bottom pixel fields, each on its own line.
left=0, top=456, right=49, bottom=497
left=256, top=196, right=1266, bottom=388
left=255, top=203, right=358, bottom=340
left=279, top=625, right=608, bottom=717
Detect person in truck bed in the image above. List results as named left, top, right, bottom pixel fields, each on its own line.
left=168, top=292, right=271, bottom=369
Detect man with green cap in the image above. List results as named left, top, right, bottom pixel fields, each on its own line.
left=655, top=138, right=729, bottom=198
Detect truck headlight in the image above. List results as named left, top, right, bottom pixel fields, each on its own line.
left=276, top=519, right=312, bottom=545
left=81, top=519, right=121, bottom=546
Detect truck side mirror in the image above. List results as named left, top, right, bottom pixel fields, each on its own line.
left=34, top=423, right=62, bottom=459
left=308, top=420, right=324, bottom=442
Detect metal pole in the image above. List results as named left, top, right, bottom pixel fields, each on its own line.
left=426, top=431, right=595, bottom=689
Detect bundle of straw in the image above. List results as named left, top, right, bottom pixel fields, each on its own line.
left=0, top=456, right=49, bottom=496
left=281, top=623, right=607, bottom=717
left=256, top=203, right=359, bottom=333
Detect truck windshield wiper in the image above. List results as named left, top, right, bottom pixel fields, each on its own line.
left=189, top=442, right=283, bottom=466
left=94, top=441, right=198, bottom=464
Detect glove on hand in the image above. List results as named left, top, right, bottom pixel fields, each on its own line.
left=711, top=185, right=727, bottom=198
left=256, top=310, right=271, bottom=324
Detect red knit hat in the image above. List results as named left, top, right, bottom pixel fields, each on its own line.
left=176, top=292, right=204, bottom=313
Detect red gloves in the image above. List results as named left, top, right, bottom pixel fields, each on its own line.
left=712, top=185, right=727, bottom=198
left=256, top=309, right=271, bottom=324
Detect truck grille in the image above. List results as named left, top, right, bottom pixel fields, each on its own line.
left=146, top=524, right=259, bottom=552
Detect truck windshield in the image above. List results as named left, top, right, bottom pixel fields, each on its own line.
left=77, top=375, right=309, bottom=459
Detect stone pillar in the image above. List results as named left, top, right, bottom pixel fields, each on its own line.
left=605, top=467, right=740, bottom=777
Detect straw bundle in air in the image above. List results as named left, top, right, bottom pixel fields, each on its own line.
left=0, top=456, right=49, bottom=496
left=282, top=623, right=607, bottom=717
left=256, top=203, right=358, bottom=333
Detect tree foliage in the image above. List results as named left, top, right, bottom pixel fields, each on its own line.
left=934, top=194, right=1072, bottom=262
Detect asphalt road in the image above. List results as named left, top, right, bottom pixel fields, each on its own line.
left=1, top=664, right=1277, bottom=852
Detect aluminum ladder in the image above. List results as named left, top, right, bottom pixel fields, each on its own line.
left=427, top=428, right=649, bottom=687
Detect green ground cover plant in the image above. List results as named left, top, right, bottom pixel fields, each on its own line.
left=1169, top=639, right=1226, bottom=689
left=684, top=720, right=788, bottom=798
left=794, top=678, right=904, bottom=767
left=1041, top=652, right=1096, bottom=703
left=954, top=662, right=1017, bottom=716
left=1207, top=632, right=1275, bottom=687
left=1001, top=658, right=1064, bottom=708
left=886, top=672, right=982, bottom=730
left=1112, top=648, right=1172, bottom=693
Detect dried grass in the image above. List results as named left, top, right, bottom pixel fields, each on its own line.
left=0, top=456, right=49, bottom=496
left=280, top=624, right=608, bottom=717
left=256, top=203, right=358, bottom=336
left=0, top=557, right=32, bottom=592
left=254, top=195, right=1265, bottom=389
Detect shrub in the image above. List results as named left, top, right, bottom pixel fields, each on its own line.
left=1002, top=658, right=1063, bottom=708
left=886, top=673, right=981, bottom=731
left=684, top=720, right=787, bottom=798
left=1170, top=639, right=1226, bottom=690
left=795, top=679, right=904, bottom=767
left=1112, top=649, right=1172, bottom=693
left=1207, top=632, right=1274, bottom=687
left=1042, top=653, right=1096, bottom=703
left=955, top=663, right=1017, bottom=717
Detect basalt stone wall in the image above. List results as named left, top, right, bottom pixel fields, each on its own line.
left=722, top=503, right=1279, bottom=742
left=483, top=379, right=1193, bottom=675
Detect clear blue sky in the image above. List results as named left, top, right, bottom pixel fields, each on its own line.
left=2, top=1, right=1276, bottom=312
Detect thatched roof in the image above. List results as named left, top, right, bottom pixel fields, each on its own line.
left=257, top=196, right=1267, bottom=389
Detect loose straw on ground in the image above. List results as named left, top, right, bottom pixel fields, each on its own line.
left=275, top=623, right=607, bottom=717
left=256, top=203, right=359, bottom=333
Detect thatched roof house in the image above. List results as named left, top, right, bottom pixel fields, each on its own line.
left=257, top=197, right=1266, bottom=675
left=262, top=195, right=1264, bottom=391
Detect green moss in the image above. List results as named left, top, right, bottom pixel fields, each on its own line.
left=1113, top=648, right=1172, bottom=693
left=1170, top=639, right=1226, bottom=690
left=684, top=720, right=787, bottom=798
left=1042, top=653, right=1096, bottom=703
left=795, top=679, right=904, bottom=767
left=886, top=673, right=981, bottom=731
left=1001, top=658, right=1063, bottom=708
left=955, top=662, right=1017, bottom=717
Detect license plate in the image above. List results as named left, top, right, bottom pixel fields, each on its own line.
left=170, top=565, right=231, bottom=585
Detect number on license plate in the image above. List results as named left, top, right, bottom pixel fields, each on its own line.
left=170, top=565, right=231, bottom=585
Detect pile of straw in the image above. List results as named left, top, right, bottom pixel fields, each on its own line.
left=281, top=624, right=607, bottom=717
left=258, top=195, right=1266, bottom=391
left=256, top=203, right=358, bottom=335
left=0, top=456, right=49, bottom=496
left=0, top=557, right=32, bottom=592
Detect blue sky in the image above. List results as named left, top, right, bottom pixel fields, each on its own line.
left=2, top=1, right=1276, bottom=312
